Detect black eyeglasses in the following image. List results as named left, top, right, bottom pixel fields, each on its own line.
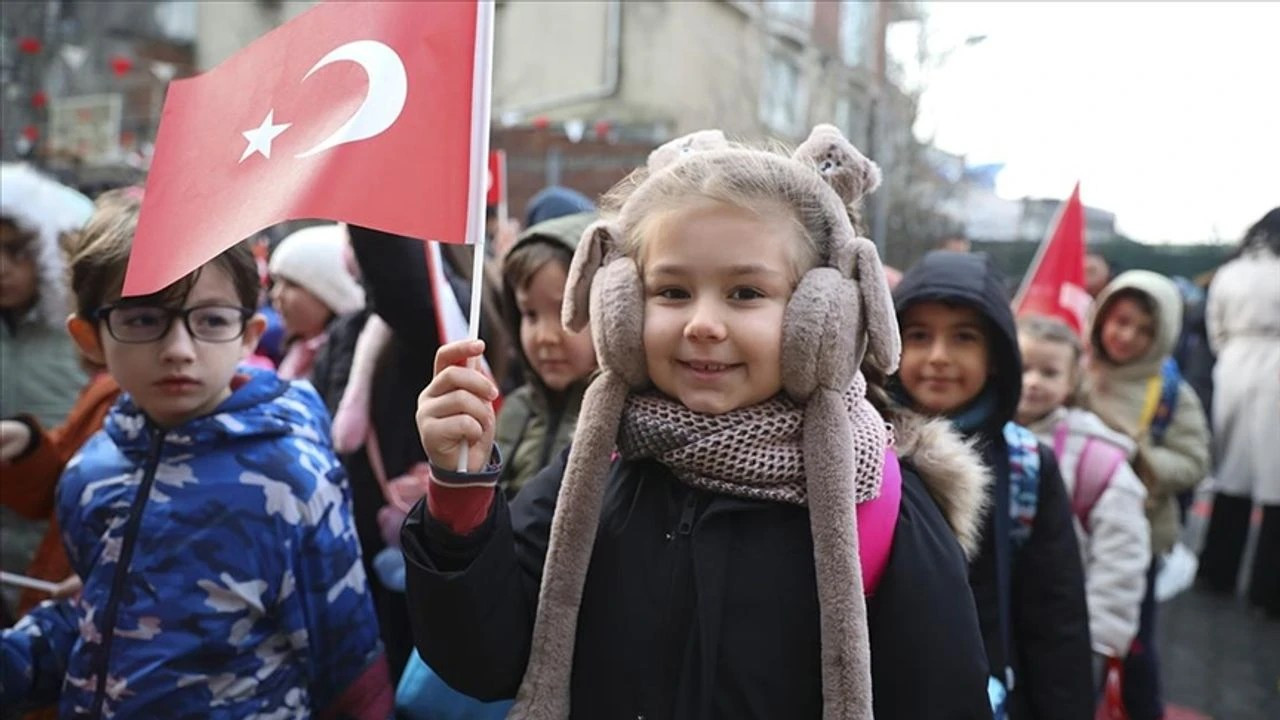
left=94, top=304, right=253, bottom=344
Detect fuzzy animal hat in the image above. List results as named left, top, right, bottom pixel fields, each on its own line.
left=509, top=125, right=900, bottom=720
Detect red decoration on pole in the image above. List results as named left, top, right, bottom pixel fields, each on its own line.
left=31, top=91, right=48, bottom=109
left=1013, top=182, right=1090, bottom=335
left=593, top=119, right=611, bottom=139
left=531, top=115, right=550, bottom=130
left=18, top=37, right=42, bottom=55
left=110, top=55, right=134, bottom=77
left=21, top=125, right=40, bottom=142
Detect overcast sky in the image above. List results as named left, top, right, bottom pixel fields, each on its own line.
left=902, top=1, right=1280, bottom=244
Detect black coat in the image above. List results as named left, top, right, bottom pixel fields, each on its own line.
left=402, top=450, right=994, bottom=719
left=895, top=251, right=1094, bottom=720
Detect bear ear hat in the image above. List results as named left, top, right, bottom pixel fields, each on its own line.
left=794, top=123, right=882, bottom=206
left=792, top=124, right=899, bottom=376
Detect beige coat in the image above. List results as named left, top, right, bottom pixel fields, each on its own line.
left=1206, top=250, right=1280, bottom=504
left=1083, top=270, right=1211, bottom=555
left=1028, top=406, right=1149, bottom=657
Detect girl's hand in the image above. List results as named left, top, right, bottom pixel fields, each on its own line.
left=416, top=340, right=499, bottom=472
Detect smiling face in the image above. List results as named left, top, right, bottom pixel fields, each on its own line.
left=898, top=302, right=991, bottom=416
left=73, top=264, right=264, bottom=428
left=516, top=259, right=597, bottom=392
left=1017, top=334, right=1077, bottom=425
left=641, top=204, right=799, bottom=415
left=1098, top=295, right=1156, bottom=366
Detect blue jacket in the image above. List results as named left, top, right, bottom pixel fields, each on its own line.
left=1, top=369, right=384, bottom=718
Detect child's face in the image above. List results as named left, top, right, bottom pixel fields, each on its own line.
left=1017, top=335, right=1075, bottom=424
left=642, top=206, right=795, bottom=414
left=270, top=277, right=332, bottom=340
left=516, top=260, right=597, bottom=392
left=0, top=221, right=39, bottom=312
left=74, top=264, right=264, bottom=428
left=1099, top=296, right=1155, bottom=365
left=898, top=302, right=990, bottom=415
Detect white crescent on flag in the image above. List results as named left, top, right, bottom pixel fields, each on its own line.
left=294, top=40, right=408, bottom=159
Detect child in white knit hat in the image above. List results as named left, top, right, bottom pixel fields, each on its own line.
left=268, top=223, right=365, bottom=380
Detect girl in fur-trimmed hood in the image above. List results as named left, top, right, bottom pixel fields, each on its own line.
left=404, top=126, right=993, bottom=719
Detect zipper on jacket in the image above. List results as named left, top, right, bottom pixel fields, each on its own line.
left=537, top=405, right=565, bottom=473
left=88, top=427, right=165, bottom=720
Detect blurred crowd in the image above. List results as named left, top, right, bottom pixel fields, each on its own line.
left=0, top=143, right=1276, bottom=720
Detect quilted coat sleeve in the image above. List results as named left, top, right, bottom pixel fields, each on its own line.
left=1, top=599, right=78, bottom=711
left=282, top=461, right=392, bottom=718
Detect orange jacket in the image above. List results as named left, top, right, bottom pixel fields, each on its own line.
left=2, top=372, right=119, bottom=614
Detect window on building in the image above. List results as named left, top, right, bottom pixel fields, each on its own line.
left=760, top=51, right=807, bottom=136
left=840, top=0, right=870, bottom=68
left=763, top=1, right=814, bottom=29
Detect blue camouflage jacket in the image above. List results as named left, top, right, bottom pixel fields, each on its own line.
left=1, top=369, right=384, bottom=718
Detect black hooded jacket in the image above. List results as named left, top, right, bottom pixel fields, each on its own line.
left=894, top=252, right=1094, bottom=720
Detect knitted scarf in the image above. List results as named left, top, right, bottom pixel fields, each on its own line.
left=619, top=377, right=886, bottom=507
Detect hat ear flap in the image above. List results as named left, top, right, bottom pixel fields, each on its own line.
left=563, top=221, right=621, bottom=333
left=846, top=238, right=900, bottom=375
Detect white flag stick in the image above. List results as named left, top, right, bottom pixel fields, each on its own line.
left=0, top=571, right=60, bottom=594
left=458, top=0, right=496, bottom=472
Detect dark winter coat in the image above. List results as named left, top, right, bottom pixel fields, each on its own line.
left=894, top=251, right=1094, bottom=720
left=402, top=446, right=995, bottom=719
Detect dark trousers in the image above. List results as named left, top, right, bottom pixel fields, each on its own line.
left=1122, top=558, right=1163, bottom=720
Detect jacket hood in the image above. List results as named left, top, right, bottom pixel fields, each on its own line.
left=892, top=251, right=1021, bottom=429
left=0, top=163, right=93, bottom=327
left=524, top=186, right=595, bottom=227
left=104, top=368, right=331, bottom=459
left=502, top=212, right=598, bottom=395
left=1088, top=270, right=1182, bottom=378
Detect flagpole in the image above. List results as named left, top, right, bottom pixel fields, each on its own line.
left=1013, top=182, right=1079, bottom=308
left=459, top=0, right=496, bottom=472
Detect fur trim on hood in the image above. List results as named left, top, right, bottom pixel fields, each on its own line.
left=0, top=163, right=93, bottom=327
left=891, top=407, right=992, bottom=559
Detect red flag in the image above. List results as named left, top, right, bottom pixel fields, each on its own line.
left=485, top=150, right=505, bottom=207
left=125, top=1, right=487, bottom=296
left=1014, top=183, right=1091, bottom=335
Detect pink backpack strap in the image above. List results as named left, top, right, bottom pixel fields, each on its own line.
left=858, top=446, right=902, bottom=596
left=1071, top=438, right=1126, bottom=532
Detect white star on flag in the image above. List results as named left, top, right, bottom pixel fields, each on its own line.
left=239, top=110, right=291, bottom=163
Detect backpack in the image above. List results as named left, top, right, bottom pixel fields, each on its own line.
left=1053, top=422, right=1129, bottom=533
left=1140, top=357, right=1181, bottom=445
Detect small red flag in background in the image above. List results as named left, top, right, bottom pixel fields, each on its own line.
left=1014, top=182, right=1091, bottom=335
left=125, top=0, right=483, bottom=296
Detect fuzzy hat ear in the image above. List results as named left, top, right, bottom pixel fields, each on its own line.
left=646, top=129, right=730, bottom=172
left=562, top=220, right=621, bottom=332
left=794, top=124, right=881, bottom=206
left=832, top=237, right=900, bottom=375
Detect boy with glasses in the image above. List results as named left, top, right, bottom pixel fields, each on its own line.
left=1, top=191, right=391, bottom=718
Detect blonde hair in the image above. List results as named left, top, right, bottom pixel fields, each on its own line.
left=606, top=140, right=862, bottom=284
left=1017, top=313, right=1084, bottom=404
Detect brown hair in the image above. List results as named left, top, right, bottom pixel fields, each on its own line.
left=1017, top=313, right=1083, bottom=363
left=502, top=240, right=572, bottom=314
left=70, top=187, right=259, bottom=318
left=1017, top=313, right=1084, bottom=404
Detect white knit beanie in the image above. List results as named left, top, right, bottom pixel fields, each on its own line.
left=268, top=224, right=365, bottom=315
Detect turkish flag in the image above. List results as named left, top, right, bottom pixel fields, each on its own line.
left=124, top=0, right=485, bottom=296
left=1014, top=182, right=1091, bottom=335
